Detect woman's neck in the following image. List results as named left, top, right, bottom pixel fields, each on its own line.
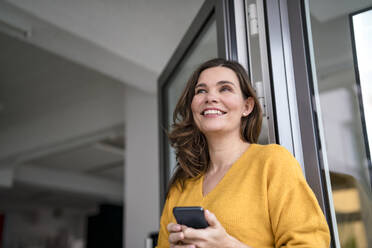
left=206, top=132, right=250, bottom=174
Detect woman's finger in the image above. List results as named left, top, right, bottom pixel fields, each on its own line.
left=167, top=222, right=182, bottom=232
left=171, top=245, right=195, bottom=248
left=168, top=231, right=184, bottom=244
left=204, top=209, right=220, bottom=227
left=182, top=225, right=205, bottom=240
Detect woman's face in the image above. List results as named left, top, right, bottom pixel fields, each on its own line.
left=191, top=66, right=253, bottom=137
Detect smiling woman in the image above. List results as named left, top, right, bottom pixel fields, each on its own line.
left=168, top=59, right=261, bottom=189
left=157, top=58, right=330, bottom=248
left=191, top=67, right=254, bottom=138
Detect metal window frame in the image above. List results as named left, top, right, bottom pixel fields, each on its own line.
left=264, top=0, right=306, bottom=169
left=264, top=0, right=341, bottom=247
left=157, top=0, right=238, bottom=210
left=244, top=0, right=278, bottom=145
left=264, top=0, right=323, bottom=213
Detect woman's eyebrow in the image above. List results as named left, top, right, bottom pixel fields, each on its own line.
left=195, top=81, right=235, bottom=88
left=195, top=83, right=207, bottom=89
left=216, top=80, right=235, bottom=86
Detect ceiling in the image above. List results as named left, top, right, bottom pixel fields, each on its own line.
left=0, top=31, right=126, bottom=129
left=0, top=0, right=204, bottom=92
left=310, top=0, right=371, bottom=22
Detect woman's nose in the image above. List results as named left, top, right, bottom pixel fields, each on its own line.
left=205, top=92, right=218, bottom=103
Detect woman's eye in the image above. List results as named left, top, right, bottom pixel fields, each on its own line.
left=220, top=86, right=232, bottom=92
left=196, top=89, right=207, bottom=94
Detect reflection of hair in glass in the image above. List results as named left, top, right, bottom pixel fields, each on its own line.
left=168, top=58, right=262, bottom=192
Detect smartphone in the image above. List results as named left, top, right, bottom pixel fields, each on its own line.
left=173, top=206, right=209, bottom=229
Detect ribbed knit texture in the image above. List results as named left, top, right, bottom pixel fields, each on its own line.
left=157, top=144, right=330, bottom=248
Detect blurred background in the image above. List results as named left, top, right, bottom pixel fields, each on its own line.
left=0, top=0, right=371, bottom=248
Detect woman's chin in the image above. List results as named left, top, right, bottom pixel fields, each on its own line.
left=200, top=127, right=232, bottom=136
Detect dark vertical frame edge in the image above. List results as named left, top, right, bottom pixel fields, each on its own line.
left=285, top=0, right=327, bottom=210
left=262, top=0, right=282, bottom=144
left=216, top=0, right=237, bottom=59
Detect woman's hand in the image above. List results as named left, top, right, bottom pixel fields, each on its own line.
left=171, top=209, right=251, bottom=248
left=167, top=222, right=186, bottom=247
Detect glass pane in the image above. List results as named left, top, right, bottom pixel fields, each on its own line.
left=165, top=17, right=218, bottom=179
left=305, top=1, right=372, bottom=247
left=352, top=9, right=372, bottom=169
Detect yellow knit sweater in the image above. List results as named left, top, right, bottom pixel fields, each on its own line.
left=156, top=144, right=330, bottom=248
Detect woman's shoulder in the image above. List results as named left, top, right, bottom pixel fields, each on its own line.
left=167, top=176, right=201, bottom=199
left=249, top=143, right=294, bottom=160
left=248, top=143, right=303, bottom=177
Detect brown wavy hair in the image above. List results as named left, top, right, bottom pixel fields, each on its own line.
left=168, top=58, right=262, bottom=191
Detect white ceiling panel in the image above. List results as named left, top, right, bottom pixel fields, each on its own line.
left=310, top=0, right=372, bottom=22
left=28, top=143, right=123, bottom=173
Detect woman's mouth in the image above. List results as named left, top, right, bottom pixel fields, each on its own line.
left=201, top=109, right=227, bottom=116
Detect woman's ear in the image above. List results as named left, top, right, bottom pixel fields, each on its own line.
left=242, top=97, right=255, bottom=117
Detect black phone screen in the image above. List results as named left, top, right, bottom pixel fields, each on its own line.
left=173, top=206, right=209, bottom=229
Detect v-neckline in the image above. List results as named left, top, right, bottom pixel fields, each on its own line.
left=200, top=144, right=254, bottom=199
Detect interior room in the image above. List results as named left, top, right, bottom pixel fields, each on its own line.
left=0, top=0, right=204, bottom=247
left=1, top=0, right=371, bottom=247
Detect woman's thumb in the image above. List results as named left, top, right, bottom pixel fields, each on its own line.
left=205, top=209, right=219, bottom=227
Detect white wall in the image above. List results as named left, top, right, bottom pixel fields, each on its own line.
left=124, top=86, right=159, bottom=248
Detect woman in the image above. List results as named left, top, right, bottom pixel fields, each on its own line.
left=157, top=58, right=330, bottom=248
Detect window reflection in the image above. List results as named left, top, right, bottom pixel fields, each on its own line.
left=306, top=1, right=372, bottom=247
left=351, top=8, right=372, bottom=179
left=331, top=172, right=371, bottom=247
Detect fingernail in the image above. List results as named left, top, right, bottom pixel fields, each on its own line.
left=205, top=209, right=210, bottom=214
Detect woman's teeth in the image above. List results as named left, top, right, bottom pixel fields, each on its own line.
left=203, top=109, right=224, bottom=115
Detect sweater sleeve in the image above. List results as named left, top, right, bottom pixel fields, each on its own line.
left=266, top=145, right=330, bottom=248
left=156, top=195, right=171, bottom=248
left=157, top=185, right=180, bottom=248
